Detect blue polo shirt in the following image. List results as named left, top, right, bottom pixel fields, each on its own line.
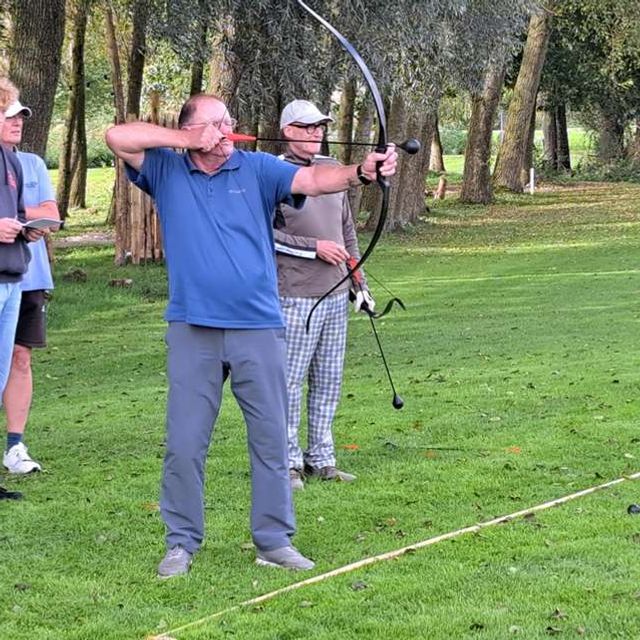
left=126, top=148, right=301, bottom=328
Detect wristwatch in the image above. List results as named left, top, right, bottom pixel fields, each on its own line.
left=356, top=164, right=372, bottom=186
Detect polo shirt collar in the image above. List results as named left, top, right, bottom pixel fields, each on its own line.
left=184, top=149, right=242, bottom=174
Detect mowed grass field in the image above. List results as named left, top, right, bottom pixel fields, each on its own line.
left=0, top=170, right=639, bottom=639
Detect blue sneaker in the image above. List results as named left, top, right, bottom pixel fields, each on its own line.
left=157, top=546, right=192, bottom=578
left=256, top=546, right=314, bottom=570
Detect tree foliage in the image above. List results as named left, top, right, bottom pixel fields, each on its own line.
left=541, top=0, right=640, bottom=158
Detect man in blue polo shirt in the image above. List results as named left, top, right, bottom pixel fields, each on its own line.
left=105, top=93, right=397, bottom=578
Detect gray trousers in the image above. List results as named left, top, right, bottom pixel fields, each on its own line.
left=162, top=322, right=296, bottom=553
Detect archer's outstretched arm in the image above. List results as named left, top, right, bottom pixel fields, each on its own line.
left=291, top=145, right=397, bottom=196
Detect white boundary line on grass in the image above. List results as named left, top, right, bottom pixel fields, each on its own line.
left=146, top=471, right=640, bottom=640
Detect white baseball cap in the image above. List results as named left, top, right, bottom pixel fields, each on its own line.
left=280, top=100, right=333, bottom=129
left=5, top=100, right=32, bottom=118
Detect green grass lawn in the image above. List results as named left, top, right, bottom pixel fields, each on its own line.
left=1, top=171, right=639, bottom=639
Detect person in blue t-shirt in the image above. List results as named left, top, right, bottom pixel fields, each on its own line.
left=0, top=79, right=46, bottom=501
left=1, top=99, right=60, bottom=476
left=106, top=93, right=397, bottom=578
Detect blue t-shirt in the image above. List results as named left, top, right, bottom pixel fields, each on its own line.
left=126, top=148, right=301, bottom=329
left=17, top=151, right=55, bottom=291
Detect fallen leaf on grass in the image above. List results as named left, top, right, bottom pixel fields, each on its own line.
left=550, top=609, right=567, bottom=620
left=341, top=444, right=359, bottom=451
left=424, top=450, right=438, bottom=459
left=506, top=446, right=522, bottom=454
left=142, top=502, right=160, bottom=512
left=109, top=278, right=133, bottom=288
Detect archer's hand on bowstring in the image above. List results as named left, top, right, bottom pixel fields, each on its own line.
left=359, top=143, right=398, bottom=182
left=181, top=122, right=225, bottom=153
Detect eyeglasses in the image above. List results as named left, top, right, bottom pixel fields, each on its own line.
left=288, top=122, right=328, bottom=135
left=182, top=118, right=237, bottom=130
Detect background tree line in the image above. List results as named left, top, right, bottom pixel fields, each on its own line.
left=1, top=0, right=639, bottom=234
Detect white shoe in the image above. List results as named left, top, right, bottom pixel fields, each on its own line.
left=3, top=443, right=42, bottom=474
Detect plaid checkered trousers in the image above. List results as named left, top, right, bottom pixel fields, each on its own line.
left=280, top=291, right=349, bottom=469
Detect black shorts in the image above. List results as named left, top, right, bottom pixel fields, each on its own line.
left=14, top=290, right=47, bottom=349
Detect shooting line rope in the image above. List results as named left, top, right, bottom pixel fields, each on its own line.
left=147, top=470, right=640, bottom=640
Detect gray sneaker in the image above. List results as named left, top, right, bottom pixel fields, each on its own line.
left=256, top=546, right=315, bottom=570
left=157, top=546, right=192, bottom=578
left=289, top=468, right=304, bottom=491
left=305, top=464, right=356, bottom=483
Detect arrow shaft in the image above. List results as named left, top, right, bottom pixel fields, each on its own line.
left=227, top=133, right=379, bottom=148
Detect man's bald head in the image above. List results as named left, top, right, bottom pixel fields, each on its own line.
left=178, top=94, right=226, bottom=128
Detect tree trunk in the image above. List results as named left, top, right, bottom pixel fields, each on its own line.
left=364, top=95, right=400, bottom=231
left=105, top=4, right=129, bottom=258
left=258, top=92, right=284, bottom=157
left=189, top=5, right=208, bottom=96
left=8, top=0, right=65, bottom=157
left=493, top=5, right=554, bottom=192
left=0, top=7, right=12, bottom=71
left=460, top=66, right=505, bottom=204
left=597, top=113, right=624, bottom=162
left=521, top=101, right=537, bottom=186
left=542, top=106, right=558, bottom=168
left=337, top=78, right=356, bottom=165
left=628, top=118, right=640, bottom=163
left=429, top=116, right=445, bottom=172
left=363, top=96, right=435, bottom=231
left=380, top=93, right=407, bottom=230
left=555, top=103, right=571, bottom=171
left=105, top=5, right=125, bottom=124
left=395, top=109, right=436, bottom=226
left=57, top=0, right=88, bottom=219
left=69, top=88, right=87, bottom=209
left=190, top=60, right=205, bottom=96
left=126, top=0, right=148, bottom=118
left=348, top=96, right=374, bottom=220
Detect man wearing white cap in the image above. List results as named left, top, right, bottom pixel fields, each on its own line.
left=0, top=79, right=48, bottom=495
left=275, top=100, right=375, bottom=490
left=1, top=97, right=60, bottom=475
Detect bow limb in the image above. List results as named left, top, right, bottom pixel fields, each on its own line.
left=297, top=0, right=391, bottom=332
